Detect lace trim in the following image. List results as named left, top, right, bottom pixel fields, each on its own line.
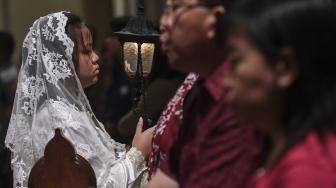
left=126, top=147, right=146, bottom=173
left=139, top=171, right=149, bottom=188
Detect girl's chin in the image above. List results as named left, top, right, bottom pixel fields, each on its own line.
left=82, top=77, right=98, bottom=89
left=91, top=77, right=99, bottom=85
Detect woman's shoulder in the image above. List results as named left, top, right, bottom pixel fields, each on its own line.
left=284, top=132, right=336, bottom=166
left=269, top=132, right=336, bottom=188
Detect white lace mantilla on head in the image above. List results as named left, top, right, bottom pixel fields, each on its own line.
left=5, top=12, right=145, bottom=188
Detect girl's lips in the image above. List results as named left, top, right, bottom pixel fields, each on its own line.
left=94, top=66, right=100, bottom=75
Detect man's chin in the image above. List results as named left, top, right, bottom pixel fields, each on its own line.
left=169, top=61, right=191, bottom=74
left=166, top=53, right=180, bottom=68
left=165, top=50, right=190, bottom=73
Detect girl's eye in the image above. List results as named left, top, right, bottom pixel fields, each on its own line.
left=82, top=49, right=92, bottom=55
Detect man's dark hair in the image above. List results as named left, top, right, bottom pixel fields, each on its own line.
left=0, top=31, right=15, bottom=61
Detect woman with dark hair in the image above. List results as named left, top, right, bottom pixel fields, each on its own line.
left=5, top=12, right=153, bottom=188
left=222, top=0, right=336, bottom=187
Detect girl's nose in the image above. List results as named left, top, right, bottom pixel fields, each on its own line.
left=91, top=51, right=99, bottom=62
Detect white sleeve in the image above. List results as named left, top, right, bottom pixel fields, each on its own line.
left=100, top=148, right=147, bottom=188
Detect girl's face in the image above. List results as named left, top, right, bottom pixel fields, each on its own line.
left=222, top=33, right=291, bottom=127
left=76, top=24, right=100, bottom=88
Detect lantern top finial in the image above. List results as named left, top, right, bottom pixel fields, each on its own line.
left=114, top=0, right=160, bottom=44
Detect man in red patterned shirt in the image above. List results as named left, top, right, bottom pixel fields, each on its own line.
left=148, top=0, right=262, bottom=188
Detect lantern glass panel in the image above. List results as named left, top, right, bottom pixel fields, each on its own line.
left=141, top=43, right=155, bottom=77
left=123, top=42, right=138, bottom=76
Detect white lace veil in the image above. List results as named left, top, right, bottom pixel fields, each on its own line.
left=5, top=12, right=126, bottom=187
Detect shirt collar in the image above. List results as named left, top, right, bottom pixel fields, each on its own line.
left=203, top=61, right=228, bottom=102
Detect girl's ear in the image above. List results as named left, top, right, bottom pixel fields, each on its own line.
left=275, top=47, right=298, bottom=89
left=205, top=6, right=225, bottom=40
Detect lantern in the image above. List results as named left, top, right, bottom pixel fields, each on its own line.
left=115, top=0, right=160, bottom=127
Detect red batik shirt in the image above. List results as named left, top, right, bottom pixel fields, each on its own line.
left=162, top=62, right=262, bottom=188
left=148, top=73, right=199, bottom=179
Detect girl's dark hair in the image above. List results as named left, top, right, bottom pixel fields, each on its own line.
left=225, top=0, right=336, bottom=161
left=64, top=12, right=84, bottom=69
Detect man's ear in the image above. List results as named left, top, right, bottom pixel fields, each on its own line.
left=206, top=6, right=225, bottom=40
left=275, top=47, right=298, bottom=89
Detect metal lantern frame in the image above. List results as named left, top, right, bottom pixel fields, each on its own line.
left=115, top=0, right=160, bottom=128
